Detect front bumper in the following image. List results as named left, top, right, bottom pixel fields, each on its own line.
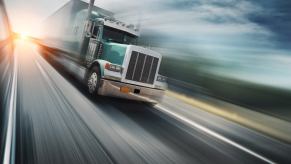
left=98, top=79, right=165, bottom=103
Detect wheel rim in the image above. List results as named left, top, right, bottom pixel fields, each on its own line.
left=88, top=72, right=98, bottom=94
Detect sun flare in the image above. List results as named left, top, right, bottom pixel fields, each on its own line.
left=19, top=32, right=28, bottom=40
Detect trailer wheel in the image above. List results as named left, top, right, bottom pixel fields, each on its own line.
left=87, top=66, right=100, bottom=95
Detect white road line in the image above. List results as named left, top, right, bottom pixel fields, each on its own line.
left=155, top=105, right=275, bottom=164
left=34, top=58, right=56, bottom=93
left=35, top=59, right=49, bottom=82
left=3, top=52, right=18, bottom=164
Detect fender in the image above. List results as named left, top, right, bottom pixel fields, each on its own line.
left=88, top=59, right=109, bottom=77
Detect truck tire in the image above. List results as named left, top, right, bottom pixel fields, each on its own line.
left=86, top=66, right=101, bottom=96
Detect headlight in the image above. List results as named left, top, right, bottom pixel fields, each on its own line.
left=156, top=75, right=167, bottom=82
left=105, top=63, right=123, bottom=72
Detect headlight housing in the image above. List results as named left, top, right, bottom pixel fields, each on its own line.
left=105, top=63, right=123, bottom=72
left=156, top=75, right=167, bottom=82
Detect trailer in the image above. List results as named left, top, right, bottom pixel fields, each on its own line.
left=40, top=0, right=167, bottom=103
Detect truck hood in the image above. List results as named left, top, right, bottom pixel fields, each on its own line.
left=102, top=42, right=128, bottom=65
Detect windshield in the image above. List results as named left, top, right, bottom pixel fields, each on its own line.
left=103, top=26, right=137, bottom=45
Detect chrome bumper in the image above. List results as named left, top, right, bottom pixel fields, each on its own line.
left=98, top=79, right=165, bottom=103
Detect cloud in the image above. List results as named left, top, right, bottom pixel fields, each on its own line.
left=92, top=0, right=271, bottom=37
left=114, top=1, right=272, bottom=53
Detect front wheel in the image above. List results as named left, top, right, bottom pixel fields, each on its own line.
left=87, top=66, right=100, bottom=95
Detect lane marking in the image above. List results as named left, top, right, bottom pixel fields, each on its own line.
left=3, top=51, right=18, bottom=164
left=155, top=105, right=275, bottom=164
left=34, top=58, right=52, bottom=89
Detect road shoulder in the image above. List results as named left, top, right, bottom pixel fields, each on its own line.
left=166, top=90, right=291, bottom=143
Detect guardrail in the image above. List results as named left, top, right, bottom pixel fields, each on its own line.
left=1, top=47, right=17, bottom=164
left=0, top=0, right=16, bottom=162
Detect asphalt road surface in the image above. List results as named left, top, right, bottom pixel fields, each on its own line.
left=4, top=40, right=291, bottom=164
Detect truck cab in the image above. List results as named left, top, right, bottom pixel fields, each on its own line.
left=75, top=11, right=167, bottom=103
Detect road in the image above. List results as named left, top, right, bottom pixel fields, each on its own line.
left=3, top=40, right=291, bottom=164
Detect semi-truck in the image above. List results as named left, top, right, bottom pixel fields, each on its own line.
left=40, top=0, right=167, bottom=103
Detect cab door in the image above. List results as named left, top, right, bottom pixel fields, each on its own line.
left=86, top=25, right=102, bottom=65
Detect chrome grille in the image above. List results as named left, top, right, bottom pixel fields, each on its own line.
left=126, top=51, right=159, bottom=84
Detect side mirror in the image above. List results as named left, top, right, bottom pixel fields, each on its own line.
left=85, top=32, right=92, bottom=37
left=85, top=21, right=93, bottom=37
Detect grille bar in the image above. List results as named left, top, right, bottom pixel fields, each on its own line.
left=139, top=55, right=147, bottom=81
left=125, top=51, right=159, bottom=85
left=148, top=57, right=159, bottom=84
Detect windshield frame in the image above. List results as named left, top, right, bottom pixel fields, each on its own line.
left=102, top=25, right=138, bottom=45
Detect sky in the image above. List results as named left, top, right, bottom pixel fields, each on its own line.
left=4, top=0, right=291, bottom=88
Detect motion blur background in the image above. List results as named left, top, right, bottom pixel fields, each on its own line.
left=1, top=0, right=291, bottom=163
left=4, top=0, right=291, bottom=127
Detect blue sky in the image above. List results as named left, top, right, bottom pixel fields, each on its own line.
left=249, top=0, right=291, bottom=49
left=5, top=0, right=291, bottom=88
